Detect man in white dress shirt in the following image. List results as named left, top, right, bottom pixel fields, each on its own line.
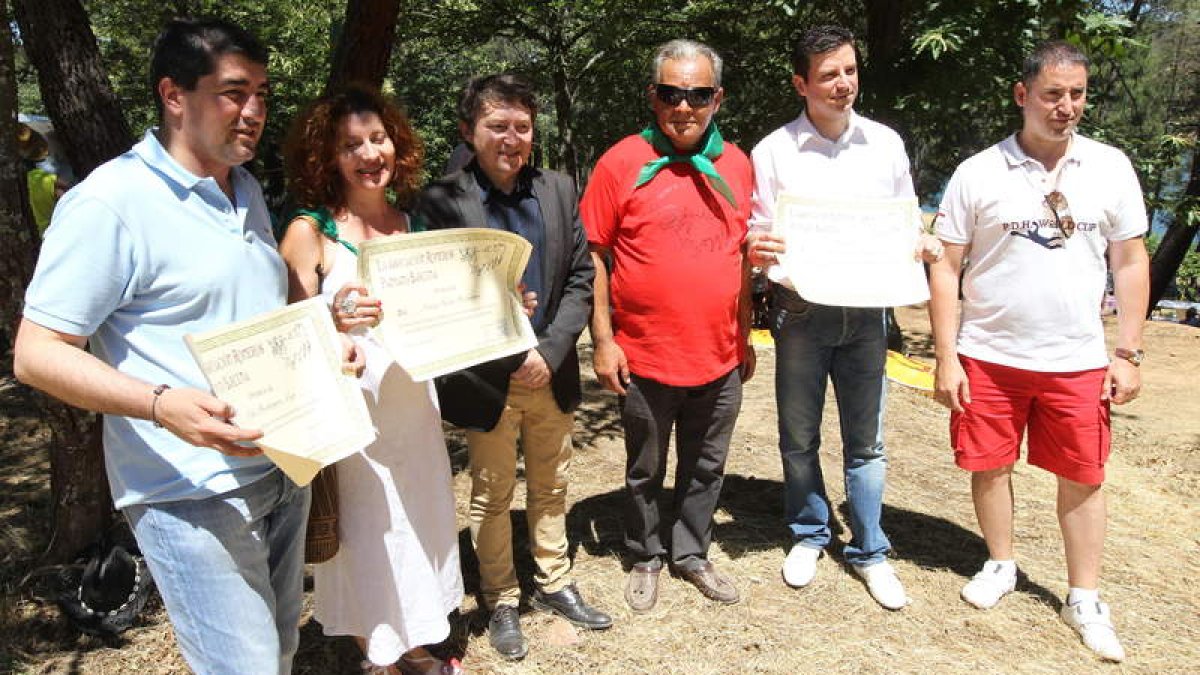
left=746, top=25, right=940, bottom=610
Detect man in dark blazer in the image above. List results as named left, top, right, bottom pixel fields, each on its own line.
left=412, top=73, right=608, bottom=662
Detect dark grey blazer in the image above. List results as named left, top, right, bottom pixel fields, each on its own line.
left=411, top=165, right=595, bottom=432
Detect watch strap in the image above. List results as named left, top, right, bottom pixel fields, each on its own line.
left=1113, top=347, right=1144, bottom=366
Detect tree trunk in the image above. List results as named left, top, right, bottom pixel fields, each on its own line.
left=1, top=0, right=37, bottom=349
left=13, top=0, right=129, bottom=563
left=860, top=0, right=911, bottom=135
left=13, top=0, right=130, bottom=177
left=551, top=51, right=579, bottom=183
left=1148, top=149, right=1200, bottom=313
left=326, top=0, right=402, bottom=92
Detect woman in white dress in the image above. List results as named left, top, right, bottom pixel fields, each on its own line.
left=280, top=85, right=464, bottom=675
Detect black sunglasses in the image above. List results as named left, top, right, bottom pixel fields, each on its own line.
left=654, top=84, right=717, bottom=108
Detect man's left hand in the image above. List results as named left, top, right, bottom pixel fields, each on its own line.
left=1103, top=358, right=1141, bottom=405
left=511, top=348, right=551, bottom=388
left=916, top=234, right=945, bottom=264
left=746, top=230, right=786, bottom=268
left=740, top=344, right=756, bottom=383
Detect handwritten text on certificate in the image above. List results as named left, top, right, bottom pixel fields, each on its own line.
left=775, top=194, right=930, bottom=308
left=185, top=297, right=375, bottom=486
left=358, top=229, right=538, bottom=381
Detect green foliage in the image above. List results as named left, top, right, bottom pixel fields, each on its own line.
left=12, top=28, right=41, bottom=115
left=873, top=0, right=1091, bottom=199
left=913, top=24, right=966, bottom=60
left=1076, top=0, right=1198, bottom=306
left=13, top=0, right=1200, bottom=306
left=80, top=0, right=343, bottom=204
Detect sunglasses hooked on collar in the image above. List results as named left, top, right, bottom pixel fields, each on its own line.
left=1044, top=190, right=1076, bottom=240
left=654, top=84, right=717, bottom=108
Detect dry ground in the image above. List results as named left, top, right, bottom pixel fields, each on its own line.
left=1, top=307, right=1197, bottom=674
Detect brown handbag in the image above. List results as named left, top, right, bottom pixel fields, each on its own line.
left=304, top=465, right=340, bottom=564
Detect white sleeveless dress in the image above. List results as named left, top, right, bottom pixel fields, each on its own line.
left=313, top=241, right=463, bottom=665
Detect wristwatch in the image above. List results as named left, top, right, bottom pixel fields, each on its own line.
left=1113, top=347, right=1145, bottom=366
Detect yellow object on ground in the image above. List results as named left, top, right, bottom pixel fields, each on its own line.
left=886, top=350, right=934, bottom=392
left=750, top=329, right=774, bottom=347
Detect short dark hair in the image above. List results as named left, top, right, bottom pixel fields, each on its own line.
left=1022, top=40, right=1090, bottom=86
left=456, top=74, right=538, bottom=131
left=149, top=18, right=269, bottom=117
left=792, top=25, right=855, bottom=78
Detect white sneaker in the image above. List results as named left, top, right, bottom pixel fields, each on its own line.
left=781, top=544, right=821, bottom=588
left=854, top=561, right=910, bottom=610
left=1061, top=599, right=1126, bottom=662
left=961, top=562, right=1017, bottom=609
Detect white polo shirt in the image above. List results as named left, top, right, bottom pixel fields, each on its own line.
left=749, top=110, right=916, bottom=290
left=936, top=133, right=1147, bottom=372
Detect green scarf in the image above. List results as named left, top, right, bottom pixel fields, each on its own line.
left=286, top=207, right=427, bottom=256
left=635, top=123, right=736, bottom=208
left=291, top=207, right=358, bottom=255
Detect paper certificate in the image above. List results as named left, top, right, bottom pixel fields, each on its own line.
left=774, top=194, right=930, bottom=307
left=357, top=228, right=538, bottom=381
left=185, top=296, right=375, bottom=486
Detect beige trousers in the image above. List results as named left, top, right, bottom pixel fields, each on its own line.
left=467, top=381, right=574, bottom=608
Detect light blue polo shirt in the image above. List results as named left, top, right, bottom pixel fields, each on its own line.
left=24, top=130, right=287, bottom=508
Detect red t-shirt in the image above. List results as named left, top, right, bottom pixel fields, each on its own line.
left=581, top=133, right=752, bottom=386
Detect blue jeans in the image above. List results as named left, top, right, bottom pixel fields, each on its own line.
left=123, top=470, right=310, bottom=675
left=771, top=287, right=891, bottom=566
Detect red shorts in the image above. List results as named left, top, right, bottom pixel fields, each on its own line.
left=950, top=356, right=1111, bottom=485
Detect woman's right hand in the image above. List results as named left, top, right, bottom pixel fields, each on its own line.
left=331, top=282, right=382, bottom=332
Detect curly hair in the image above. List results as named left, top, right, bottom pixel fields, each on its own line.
left=284, top=84, right=424, bottom=211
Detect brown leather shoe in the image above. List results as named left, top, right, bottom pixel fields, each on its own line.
left=624, top=561, right=662, bottom=612
left=677, top=561, right=739, bottom=604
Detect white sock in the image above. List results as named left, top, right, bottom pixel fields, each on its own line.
left=985, top=559, right=1017, bottom=576
left=1068, top=587, right=1100, bottom=606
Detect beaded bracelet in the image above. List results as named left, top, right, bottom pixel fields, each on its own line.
left=150, top=384, right=171, bottom=428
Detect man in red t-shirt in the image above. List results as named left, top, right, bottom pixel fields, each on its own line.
left=580, top=38, right=754, bottom=613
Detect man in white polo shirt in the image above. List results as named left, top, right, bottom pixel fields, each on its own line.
left=927, top=41, right=1148, bottom=662
left=747, top=25, right=940, bottom=610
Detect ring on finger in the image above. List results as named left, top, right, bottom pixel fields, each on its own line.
left=338, top=296, right=357, bottom=316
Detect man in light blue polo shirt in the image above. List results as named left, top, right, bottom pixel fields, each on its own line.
left=14, top=19, right=332, bottom=674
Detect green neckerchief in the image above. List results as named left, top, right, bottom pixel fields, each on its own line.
left=635, top=123, right=736, bottom=208
left=291, top=207, right=358, bottom=255
left=287, top=207, right=426, bottom=255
